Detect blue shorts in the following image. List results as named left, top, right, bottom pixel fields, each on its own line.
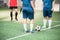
left=43, top=9, right=52, bottom=18
left=22, top=7, right=34, bottom=20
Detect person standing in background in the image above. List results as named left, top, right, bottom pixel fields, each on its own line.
left=21, top=0, right=35, bottom=33
left=42, top=0, right=54, bottom=29
left=8, top=0, right=18, bottom=21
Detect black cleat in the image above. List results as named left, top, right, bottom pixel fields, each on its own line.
left=25, top=31, right=29, bottom=33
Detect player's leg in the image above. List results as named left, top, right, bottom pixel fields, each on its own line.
left=10, top=7, right=13, bottom=21
left=30, top=19, right=34, bottom=33
left=28, top=10, right=34, bottom=33
left=23, top=10, right=28, bottom=32
left=15, top=8, right=18, bottom=21
left=48, top=18, right=52, bottom=29
left=48, top=10, right=52, bottom=29
left=43, top=17, right=47, bottom=28
left=23, top=19, right=27, bottom=32
left=20, top=7, right=22, bottom=13
left=42, top=10, right=47, bottom=28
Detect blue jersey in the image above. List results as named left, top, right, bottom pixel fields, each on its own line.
left=21, top=0, right=34, bottom=19
left=21, top=0, right=32, bottom=8
left=42, top=0, right=54, bottom=10
left=21, top=0, right=33, bottom=12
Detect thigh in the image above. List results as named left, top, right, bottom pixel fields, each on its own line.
left=22, top=10, right=28, bottom=19
left=28, top=11, right=34, bottom=20
left=43, top=10, right=48, bottom=17
left=48, top=10, right=52, bottom=18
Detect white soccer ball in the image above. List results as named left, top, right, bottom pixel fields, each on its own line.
left=35, top=25, right=41, bottom=32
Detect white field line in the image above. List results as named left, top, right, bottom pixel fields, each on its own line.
left=6, top=33, right=31, bottom=40
left=6, top=24, right=60, bottom=40
left=41, top=24, right=60, bottom=31
left=53, top=21, right=60, bottom=22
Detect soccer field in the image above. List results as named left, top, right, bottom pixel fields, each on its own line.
left=0, top=9, right=60, bottom=40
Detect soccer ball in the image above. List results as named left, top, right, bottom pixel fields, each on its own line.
left=35, top=25, right=41, bottom=32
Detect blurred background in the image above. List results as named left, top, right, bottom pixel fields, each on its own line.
left=0, top=0, right=60, bottom=12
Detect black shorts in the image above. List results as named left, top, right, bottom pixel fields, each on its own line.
left=9, top=6, right=18, bottom=9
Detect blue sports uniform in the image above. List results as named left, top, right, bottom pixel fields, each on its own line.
left=42, top=0, right=54, bottom=17
left=21, top=0, right=34, bottom=19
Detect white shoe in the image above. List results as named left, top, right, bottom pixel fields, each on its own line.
left=42, top=26, right=46, bottom=29
left=30, top=30, right=34, bottom=33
